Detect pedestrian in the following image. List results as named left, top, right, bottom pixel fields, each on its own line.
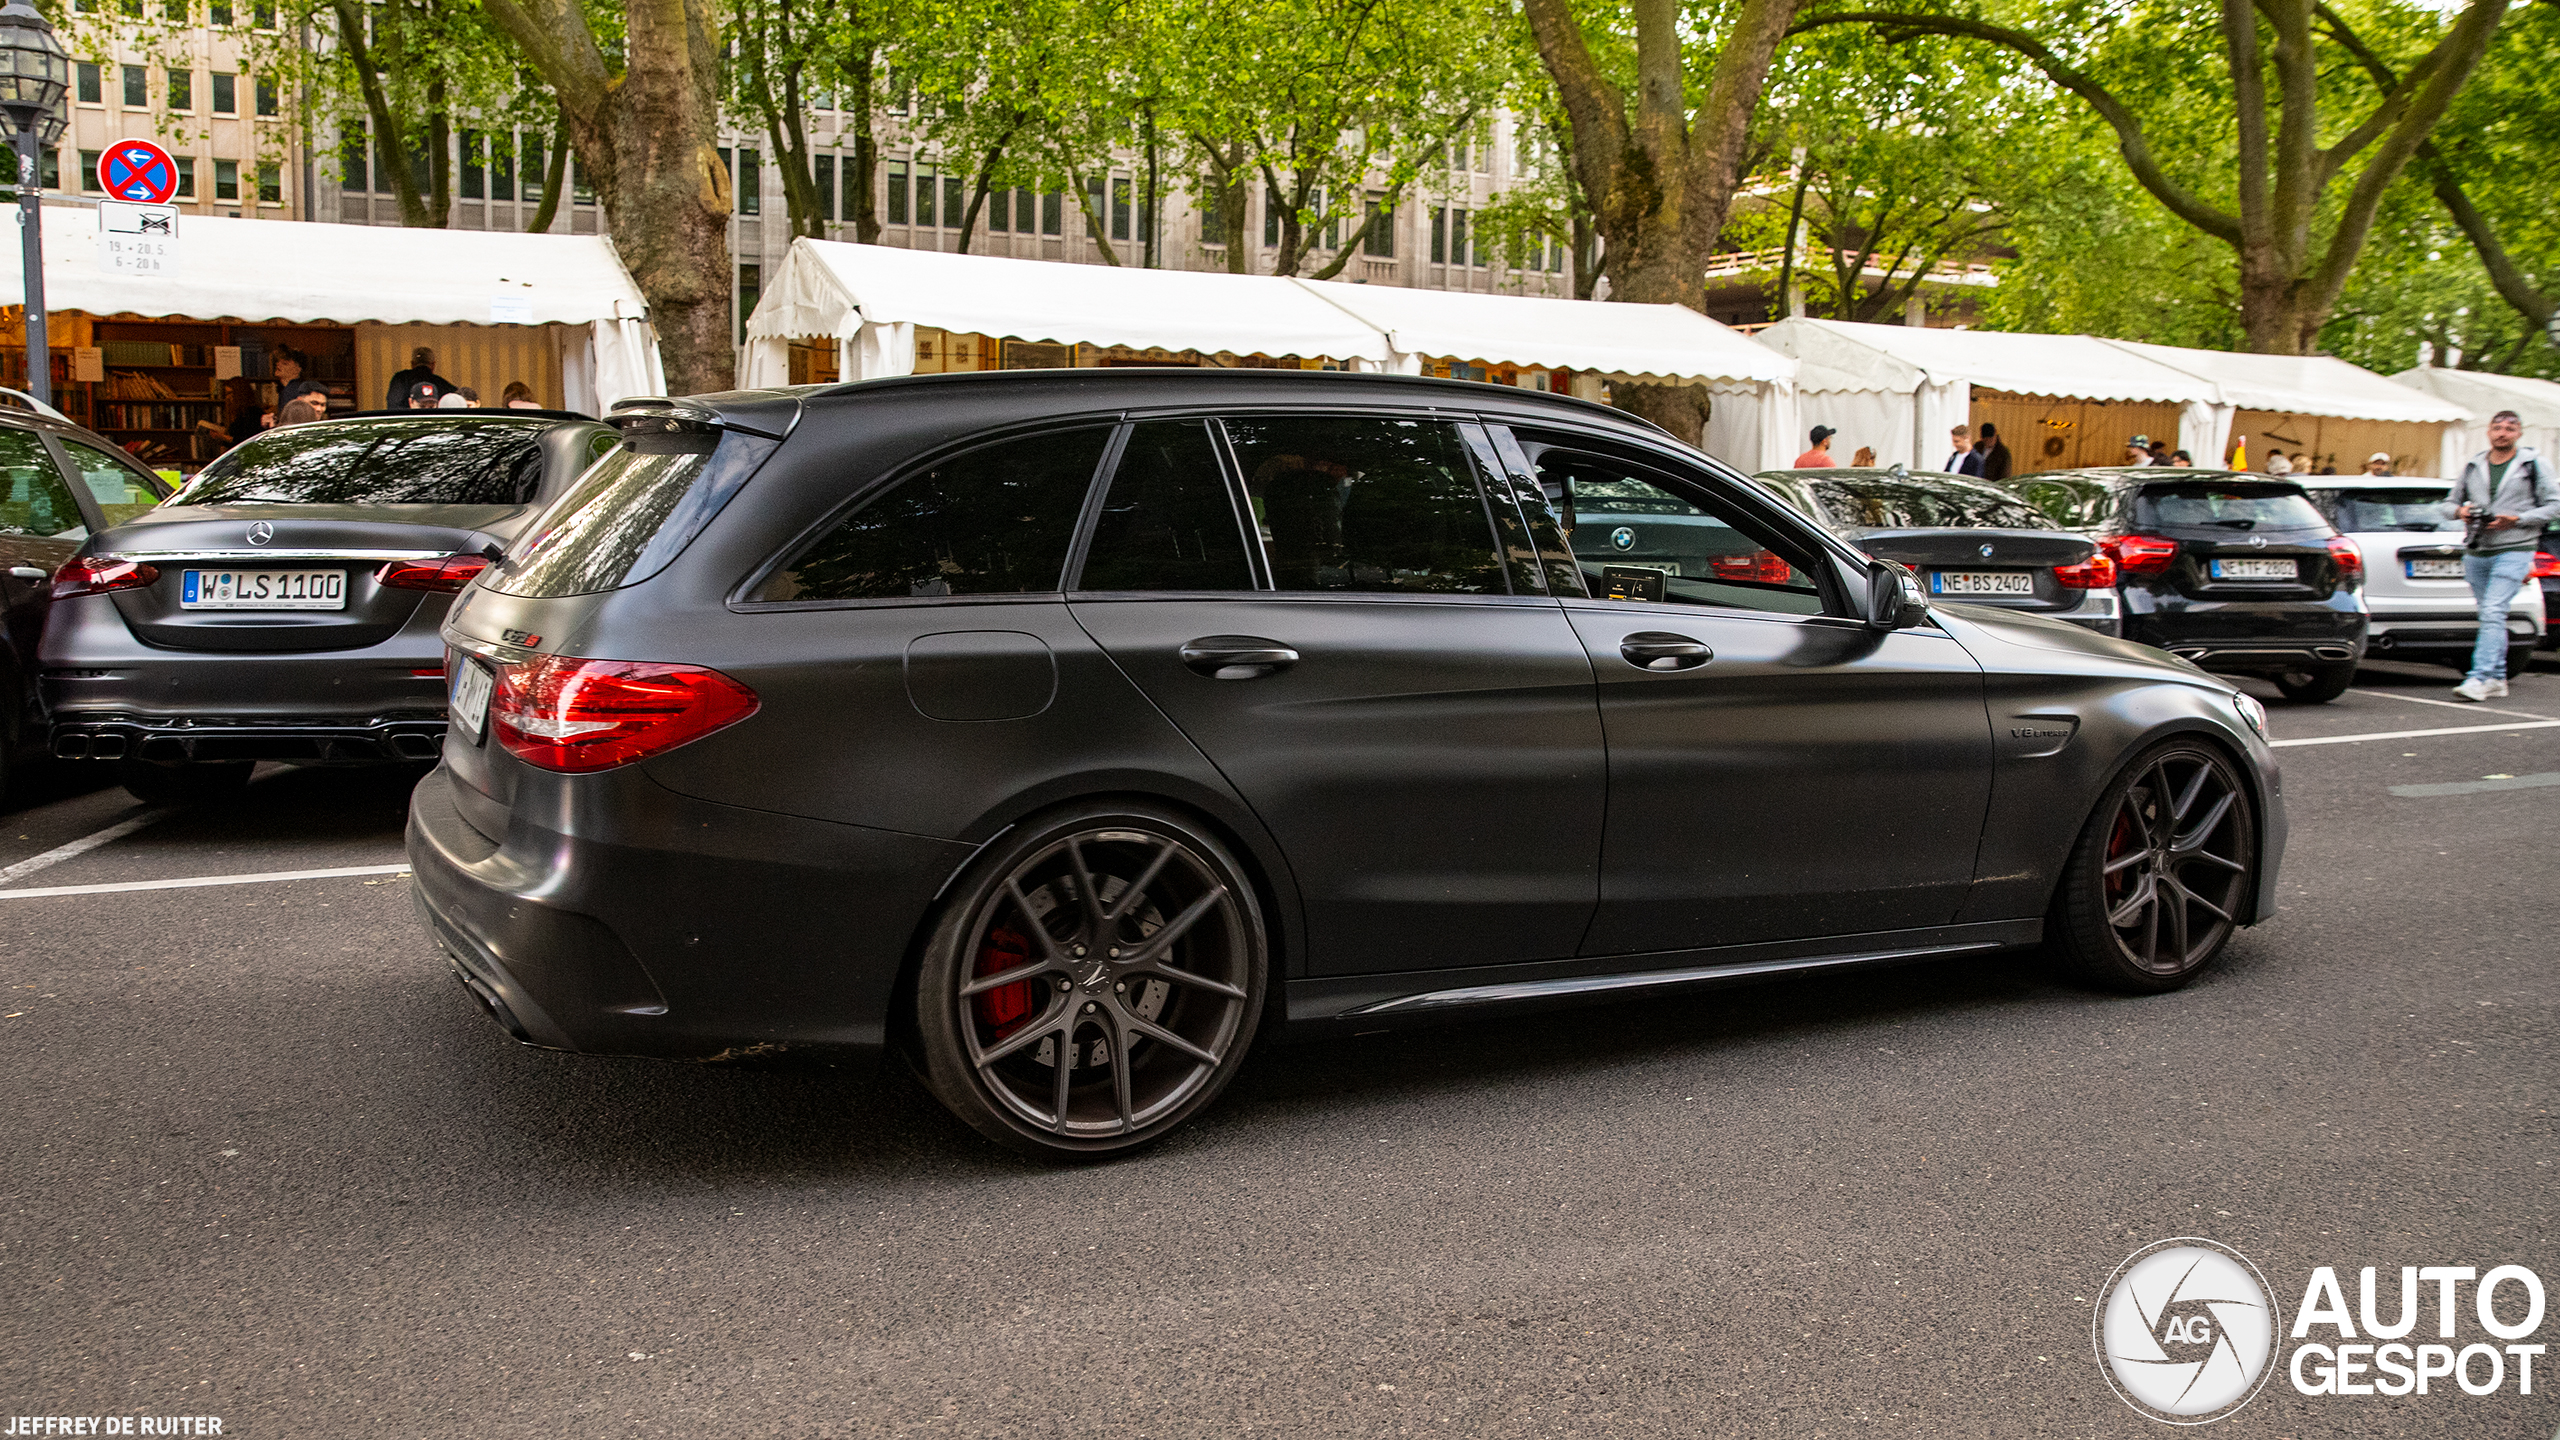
left=1942, top=424, right=1982, bottom=475
left=1976, top=422, right=2012, bottom=482
left=270, top=347, right=328, bottom=417
left=436, top=386, right=480, bottom=409
left=1850, top=445, right=1878, bottom=467
left=221, top=377, right=266, bottom=446
left=405, top=381, right=445, bottom=409
left=386, top=347, right=453, bottom=410
left=2363, top=451, right=2393, bottom=477
left=2123, top=435, right=2154, bottom=466
left=500, top=381, right=542, bottom=410
left=2445, top=410, right=2556, bottom=701
left=1794, top=425, right=1840, bottom=468
left=274, top=391, right=328, bottom=427
left=2148, top=438, right=2172, bottom=466
left=2170, top=450, right=2194, bottom=467
left=2265, top=451, right=2293, bottom=475
left=2292, top=452, right=2310, bottom=474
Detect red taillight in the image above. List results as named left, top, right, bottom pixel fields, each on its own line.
left=1708, top=549, right=1795, bottom=584
left=488, top=654, right=759, bottom=773
left=376, top=555, right=492, bottom=593
left=2101, top=534, right=2180, bottom=575
left=2325, top=536, right=2364, bottom=586
left=2532, top=551, right=2559, bottom=580
left=2053, top=551, right=2119, bottom=589
left=50, top=555, right=159, bottom=600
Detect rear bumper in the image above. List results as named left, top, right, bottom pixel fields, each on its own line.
left=2127, top=602, right=2367, bottom=673
left=53, top=714, right=445, bottom=764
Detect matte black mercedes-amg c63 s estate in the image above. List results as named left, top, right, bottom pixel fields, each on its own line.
left=409, top=371, right=2288, bottom=1157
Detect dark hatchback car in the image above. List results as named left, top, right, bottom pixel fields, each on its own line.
left=43, top=412, right=615, bottom=803
left=0, top=402, right=173, bottom=796
left=1999, top=468, right=2367, bottom=702
left=411, top=371, right=2286, bottom=1158
left=1750, top=466, right=2115, bottom=635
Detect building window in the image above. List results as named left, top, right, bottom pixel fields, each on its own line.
left=121, top=65, right=145, bottom=108
left=521, top=135, right=545, bottom=207
left=257, top=161, right=279, bottom=203
left=78, top=149, right=99, bottom=192
left=1041, top=190, right=1061, bottom=236
left=886, top=161, right=907, bottom=225
left=490, top=134, right=514, bottom=202
left=251, top=0, right=273, bottom=25
left=943, top=175, right=961, bottom=228
left=213, top=158, right=238, bottom=201
left=737, top=262, right=760, bottom=346
left=914, top=168, right=936, bottom=228
left=166, top=67, right=190, bottom=111
left=338, top=127, right=366, bottom=193
left=174, top=155, right=193, bottom=197
left=1430, top=207, right=1444, bottom=263
left=985, top=185, right=1006, bottom=233
left=75, top=63, right=98, bottom=105
left=460, top=129, right=483, bottom=199
left=1018, top=186, right=1038, bottom=234
left=814, top=153, right=834, bottom=222
left=736, top=147, right=757, bottom=215
left=571, top=159, right=592, bottom=206
left=1362, top=194, right=1393, bottom=257
left=1110, top=177, right=1129, bottom=241
left=255, top=77, right=277, bottom=116
left=210, top=71, right=234, bottom=114
left=1264, top=185, right=1281, bottom=247
left=162, top=0, right=183, bottom=20
left=209, top=0, right=231, bottom=23
left=1198, top=179, right=1222, bottom=245
left=41, top=149, right=58, bottom=189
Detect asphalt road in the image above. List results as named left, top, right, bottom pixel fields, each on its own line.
left=3, top=658, right=2554, bottom=1439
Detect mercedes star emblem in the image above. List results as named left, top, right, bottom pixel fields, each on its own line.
left=247, top=521, right=274, bottom=546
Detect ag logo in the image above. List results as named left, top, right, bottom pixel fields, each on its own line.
left=1609, top=526, right=1636, bottom=551
left=2095, top=1238, right=2281, bottom=1424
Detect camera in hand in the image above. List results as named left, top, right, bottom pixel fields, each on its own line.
left=2462, top=506, right=2501, bottom=549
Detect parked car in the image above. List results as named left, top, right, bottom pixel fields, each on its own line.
left=43, top=411, right=617, bottom=803
left=0, top=393, right=174, bottom=801
left=1750, top=465, right=2116, bottom=635
left=1994, top=467, right=2368, bottom=703
left=409, top=371, right=2286, bottom=1159
left=2297, top=475, right=2543, bottom=674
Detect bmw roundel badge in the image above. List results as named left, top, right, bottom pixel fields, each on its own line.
left=1610, top=526, right=1636, bottom=551
left=1979, top=542, right=1995, bottom=558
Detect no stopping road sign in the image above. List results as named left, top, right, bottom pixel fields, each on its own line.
left=99, top=139, right=179, bottom=205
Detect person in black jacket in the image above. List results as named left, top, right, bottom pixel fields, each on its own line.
left=270, top=347, right=329, bottom=417
left=384, top=346, right=452, bottom=410
left=1977, top=422, right=2014, bottom=482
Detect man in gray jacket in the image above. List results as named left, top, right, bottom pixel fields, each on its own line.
left=2445, top=410, right=2557, bottom=700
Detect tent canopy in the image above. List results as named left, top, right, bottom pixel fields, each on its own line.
left=1295, top=278, right=1792, bottom=384
left=1757, top=317, right=2217, bottom=403
left=2391, top=367, right=2560, bottom=464
left=5, top=205, right=650, bottom=326
left=2105, top=340, right=2468, bottom=424
left=748, top=239, right=1390, bottom=362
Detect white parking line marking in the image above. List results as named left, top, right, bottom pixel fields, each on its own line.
left=0, top=863, right=410, bottom=899
left=0, top=809, right=175, bottom=887
left=2271, top=719, right=2560, bottom=748
left=2349, top=688, right=2553, bottom=721
left=2388, top=772, right=2560, bottom=797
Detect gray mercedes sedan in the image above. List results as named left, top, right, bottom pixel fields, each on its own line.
left=43, top=411, right=615, bottom=803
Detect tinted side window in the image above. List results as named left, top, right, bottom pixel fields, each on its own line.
left=761, top=428, right=1110, bottom=602
left=0, top=429, right=87, bottom=539
left=1539, top=452, right=1825, bottom=616
left=59, top=438, right=168, bottom=528
left=1222, top=415, right=1505, bottom=595
left=1076, top=419, right=1254, bottom=592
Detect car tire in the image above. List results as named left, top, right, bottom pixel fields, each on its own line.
left=2047, top=739, right=2257, bottom=994
left=909, top=802, right=1268, bottom=1159
left=2271, top=662, right=2355, bottom=703
left=116, top=758, right=254, bottom=806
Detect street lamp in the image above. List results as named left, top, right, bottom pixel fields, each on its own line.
left=0, top=0, right=68, bottom=406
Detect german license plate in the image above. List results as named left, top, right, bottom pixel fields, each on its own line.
left=1931, top=570, right=2036, bottom=595
left=2209, top=557, right=2298, bottom=580
left=450, top=659, right=494, bottom=742
left=2405, top=557, right=2464, bottom=579
left=180, top=568, right=346, bottom=609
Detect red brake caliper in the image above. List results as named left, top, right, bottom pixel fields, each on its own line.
left=2104, top=808, right=2137, bottom=910
left=973, top=926, right=1035, bottom=1038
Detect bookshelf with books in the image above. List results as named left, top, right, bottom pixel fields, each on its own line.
left=84, top=321, right=357, bottom=469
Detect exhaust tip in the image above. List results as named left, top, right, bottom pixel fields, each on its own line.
left=2312, top=645, right=2355, bottom=661
left=391, top=733, right=443, bottom=760
left=89, top=733, right=127, bottom=760
left=51, top=733, right=89, bottom=759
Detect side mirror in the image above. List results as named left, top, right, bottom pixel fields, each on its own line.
left=1865, top=559, right=1928, bottom=630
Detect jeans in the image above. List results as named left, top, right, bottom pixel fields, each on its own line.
left=2464, top=548, right=2533, bottom=680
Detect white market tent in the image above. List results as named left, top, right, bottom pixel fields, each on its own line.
left=742, top=240, right=1804, bottom=470
left=2102, top=340, right=2471, bottom=478
left=2389, top=366, right=2560, bottom=472
left=1753, top=317, right=2222, bottom=472
left=3, top=204, right=665, bottom=414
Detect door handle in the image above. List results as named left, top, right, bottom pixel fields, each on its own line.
left=1180, top=635, right=1300, bottom=680
left=7, top=567, right=45, bottom=581
left=1620, top=631, right=1714, bottom=671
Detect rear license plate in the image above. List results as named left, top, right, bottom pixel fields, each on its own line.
left=450, top=659, right=494, bottom=742
left=1931, top=570, right=2037, bottom=596
left=2405, top=557, right=2464, bottom=579
left=2209, top=557, right=2298, bottom=580
left=180, top=569, right=346, bottom=609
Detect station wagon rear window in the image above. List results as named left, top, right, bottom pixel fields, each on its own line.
left=177, top=418, right=555, bottom=507
left=2324, top=488, right=2456, bottom=533
left=2135, top=482, right=2329, bottom=533
left=489, top=423, right=780, bottom=599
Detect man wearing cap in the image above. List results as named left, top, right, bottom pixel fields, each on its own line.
left=1795, top=425, right=1840, bottom=468
left=2363, top=452, right=2393, bottom=476
left=1976, top=422, right=2012, bottom=482
left=2444, top=409, right=2555, bottom=701
left=2125, top=433, right=2157, bottom=466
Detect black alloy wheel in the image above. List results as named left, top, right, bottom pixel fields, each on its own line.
left=2271, top=661, right=2355, bottom=704
left=911, top=804, right=1266, bottom=1158
left=2049, top=740, right=2256, bottom=993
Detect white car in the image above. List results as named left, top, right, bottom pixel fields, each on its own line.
left=2301, top=476, right=2544, bottom=674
